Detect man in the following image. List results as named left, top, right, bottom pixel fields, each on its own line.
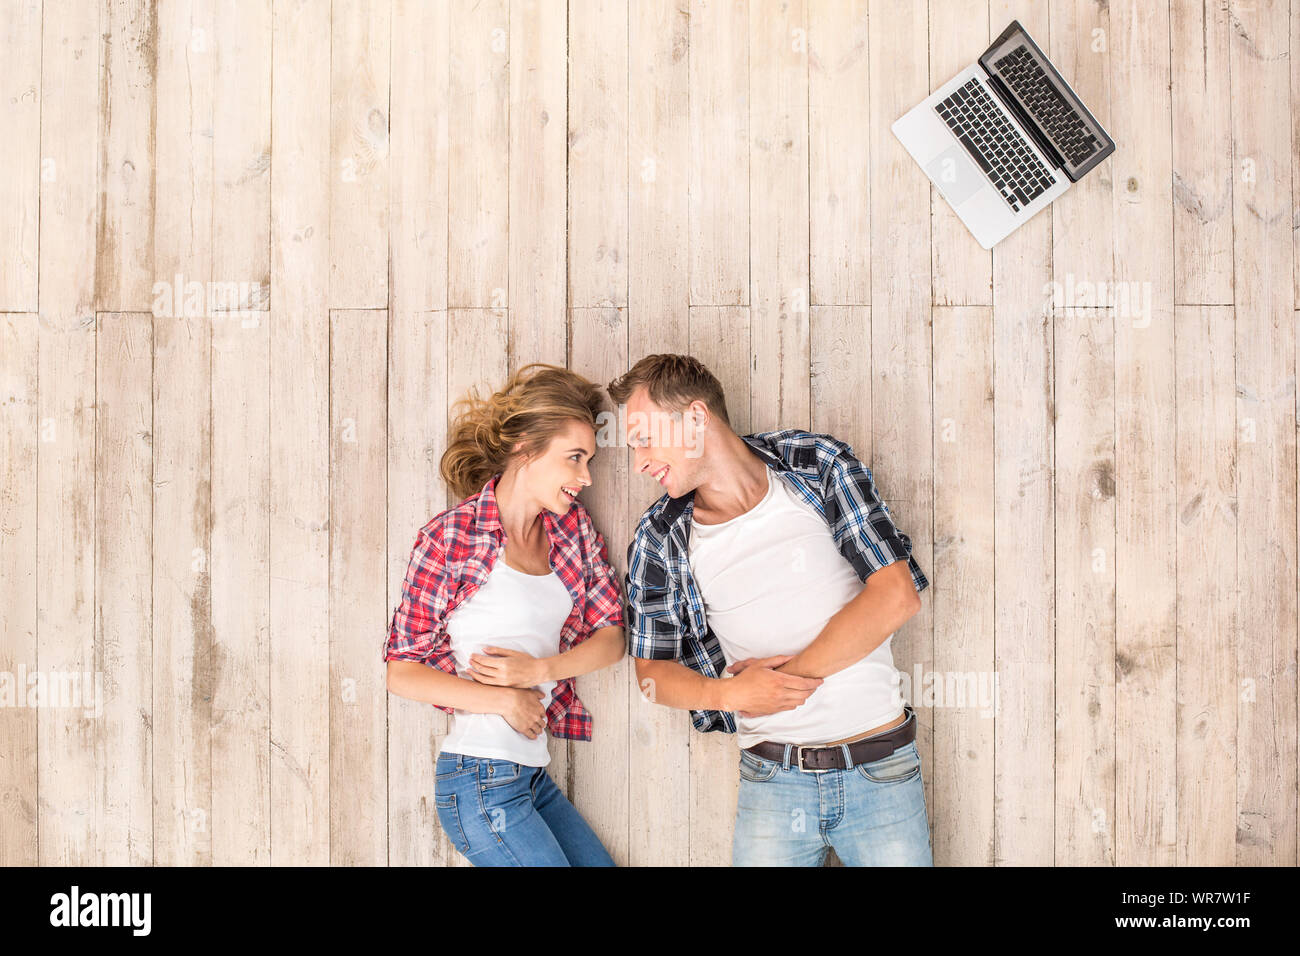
left=607, top=354, right=932, bottom=866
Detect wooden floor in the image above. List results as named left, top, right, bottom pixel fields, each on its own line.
left=0, top=0, right=1296, bottom=866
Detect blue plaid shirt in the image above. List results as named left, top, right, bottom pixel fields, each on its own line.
left=624, top=429, right=929, bottom=734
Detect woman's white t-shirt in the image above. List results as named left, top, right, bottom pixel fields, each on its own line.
left=439, top=554, right=575, bottom=766
left=687, top=466, right=905, bottom=748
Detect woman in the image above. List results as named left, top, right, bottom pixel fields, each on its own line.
left=384, top=363, right=626, bottom=866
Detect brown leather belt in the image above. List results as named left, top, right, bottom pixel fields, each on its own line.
left=743, top=703, right=917, bottom=772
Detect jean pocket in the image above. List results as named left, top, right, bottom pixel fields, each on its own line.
left=855, top=740, right=921, bottom=784
left=480, top=758, right=523, bottom=788
left=434, top=793, right=471, bottom=855
left=738, top=750, right=779, bottom=783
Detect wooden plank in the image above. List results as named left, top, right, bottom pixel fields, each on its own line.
left=0, top=0, right=41, bottom=309
left=1174, top=304, right=1237, bottom=865
left=930, top=304, right=995, bottom=866
left=386, top=308, right=449, bottom=865
left=268, top=0, right=331, bottom=866
left=1110, top=0, right=1177, bottom=866
left=567, top=0, right=627, bottom=311
left=36, top=315, right=100, bottom=865
left=0, top=314, right=38, bottom=864
left=151, top=311, right=213, bottom=866
left=686, top=304, right=749, bottom=866
left=1170, top=0, right=1233, bottom=305
left=390, top=0, right=449, bottom=315
left=811, top=305, right=871, bottom=461
left=151, top=0, right=214, bottom=868
left=750, top=0, right=809, bottom=431
left=329, top=309, right=389, bottom=865
left=625, top=0, right=692, bottom=868
left=928, top=0, right=991, bottom=306
left=1052, top=305, right=1115, bottom=865
left=329, top=0, right=391, bottom=309
left=210, top=312, right=271, bottom=863
left=628, top=0, right=690, bottom=345
left=868, top=0, right=934, bottom=843
left=569, top=306, right=631, bottom=864
left=95, top=312, right=153, bottom=866
left=808, top=0, right=870, bottom=307
left=1050, top=0, right=1113, bottom=290
left=448, top=0, right=509, bottom=309
left=36, top=0, right=101, bottom=866
left=441, top=308, right=508, bottom=866
left=688, top=0, right=747, bottom=306
left=1228, top=0, right=1296, bottom=865
left=96, top=0, right=156, bottom=312
left=213, top=0, right=271, bottom=313
left=332, top=325, right=390, bottom=865
left=508, top=0, right=566, bottom=363
left=989, top=0, right=1054, bottom=870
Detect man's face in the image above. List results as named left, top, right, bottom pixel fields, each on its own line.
left=624, top=386, right=704, bottom=497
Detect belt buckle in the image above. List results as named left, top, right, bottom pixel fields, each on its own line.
left=796, top=744, right=832, bottom=773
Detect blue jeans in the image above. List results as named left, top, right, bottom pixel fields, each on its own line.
left=434, top=751, right=615, bottom=866
left=732, top=731, right=934, bottom=866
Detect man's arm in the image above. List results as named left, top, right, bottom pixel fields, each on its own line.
left=634, top=654, right=823, bottom=715
left=771, top=560, right=920, bottom=680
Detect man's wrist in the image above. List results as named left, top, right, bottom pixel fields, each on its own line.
left=712, top=674, right=737, bottom=712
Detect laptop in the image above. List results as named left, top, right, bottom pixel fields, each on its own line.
left=892, top=20, right=1115, bottom=249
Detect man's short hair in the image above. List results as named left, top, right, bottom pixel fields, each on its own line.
left=606, top=353, right=730, bottom=427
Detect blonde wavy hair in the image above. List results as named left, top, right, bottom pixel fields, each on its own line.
left=440, top=363, right=607, bottom=502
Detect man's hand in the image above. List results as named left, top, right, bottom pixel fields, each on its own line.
left=723, top=658, right=823, bottom=718
left=726, top=653, right=795, bottom=676
left=468, top=646, right=550, bottom=688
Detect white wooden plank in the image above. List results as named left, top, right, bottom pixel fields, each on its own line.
left=1174, top=304, right=1237, bottom=865
left=330, top=0, right=391, bottom=309
left=809, top=0, right=870, bottom=306
left=1052, top=305, right=1116, bottom=864
left=448, top=0, right=509, bottom=309
left=0, top=0, right=41, bottom=309
left=0, top=314, right=39, bottom=864
left=931, top=304, right=995, bottom=866
left=689, top=0, right=748, bottom=306
left=329, top=308, right=389, bottom=865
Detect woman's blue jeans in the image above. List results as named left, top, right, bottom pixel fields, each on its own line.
left=434, top=751, right=615, bottom=866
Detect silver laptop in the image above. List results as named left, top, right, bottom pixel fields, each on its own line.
left=893, top=20, right=1115, bottom=249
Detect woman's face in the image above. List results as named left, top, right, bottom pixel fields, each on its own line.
left=518, top=419, right=597, bottom=515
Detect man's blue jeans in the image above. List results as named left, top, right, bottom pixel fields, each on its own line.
left=434, top=751, right=615, bottom=866
left=731, top=731, right=935, bottom=866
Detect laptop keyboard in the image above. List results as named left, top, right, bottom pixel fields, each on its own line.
left=993, top=46, right=1101, bottom=168
left=934, top=78, right=1054, bottom=212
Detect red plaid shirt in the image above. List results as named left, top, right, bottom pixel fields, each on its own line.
left=383, top=472, right=625, bottom=741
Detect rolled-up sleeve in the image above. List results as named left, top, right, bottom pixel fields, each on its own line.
left=578, top=510, right=625, bottom=634
left=827, top=444, right=930, bottom=594
left=624, top=531, right=686, bottom=661
left=384, top=526, right=459, bottom=713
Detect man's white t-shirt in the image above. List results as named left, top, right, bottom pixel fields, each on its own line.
left=687, top=465, right=905, bottom=749
left=439, top=555, right=574, bottom=766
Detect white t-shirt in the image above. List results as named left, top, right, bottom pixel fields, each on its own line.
left=687, top=466, right=904, bottom=748
left=439, top=553, right=575, bottom=766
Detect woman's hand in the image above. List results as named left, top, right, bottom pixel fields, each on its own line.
left=468, top=646, right=551, bottom=688
left=498, top=687, right=548, bottom=739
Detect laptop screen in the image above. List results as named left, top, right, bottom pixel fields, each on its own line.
left=979, top=21, right=1115, bottom=181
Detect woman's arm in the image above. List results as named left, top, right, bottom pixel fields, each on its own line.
left=386, top=661, right=549, bottom=738
left=468, top=625, right=625, bottom=688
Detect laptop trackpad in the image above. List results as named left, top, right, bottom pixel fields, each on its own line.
left=925, top=143, right=985, bottom=206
